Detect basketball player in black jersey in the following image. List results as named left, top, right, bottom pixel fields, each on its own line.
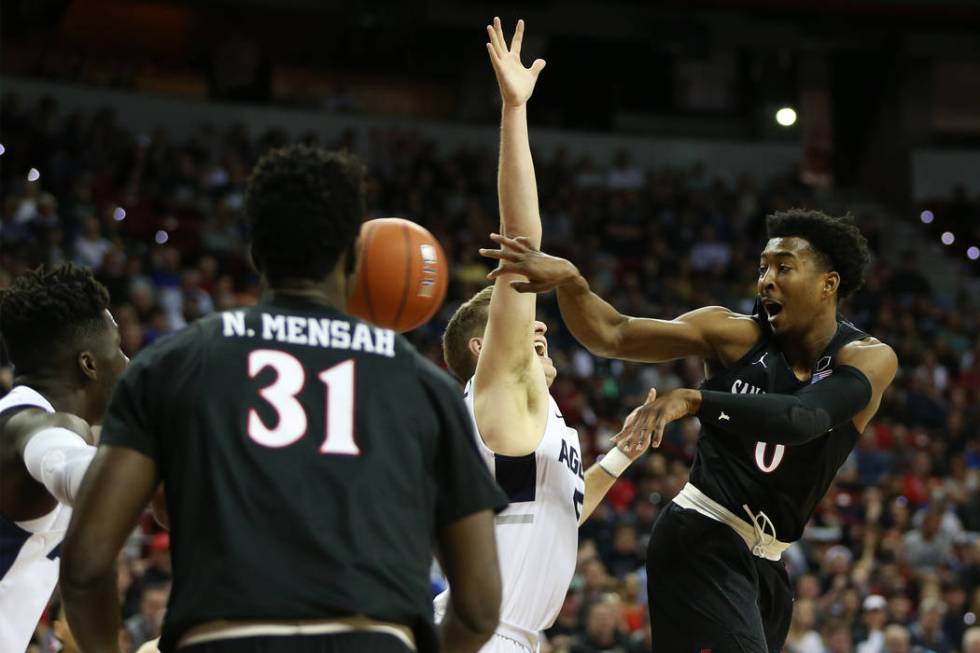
left=480, top=209, right=898, bottom=652
left=61, top=145, right=507, bottom=653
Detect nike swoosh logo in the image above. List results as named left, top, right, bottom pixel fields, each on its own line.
left=555, top=412, right=564, bottom=419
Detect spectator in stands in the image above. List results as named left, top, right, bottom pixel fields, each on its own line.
left=856, top=594, right=889, bottom=653
left=123, top=584, right=169, bottom=653
left=910, top=597, right=953, bottom=653
left=570, top=600, right=631, bottom=653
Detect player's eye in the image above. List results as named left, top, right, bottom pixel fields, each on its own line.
left=778, top=265, right=791, bottom=273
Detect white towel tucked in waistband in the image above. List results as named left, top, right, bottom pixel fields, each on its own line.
left=672, top=482, right=791, bottom=561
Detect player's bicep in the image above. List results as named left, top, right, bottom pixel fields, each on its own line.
left=836, top=340, right=898, bottom=431
left=62, top=446, right=158, bottom=586
left=612, top=306, right=754, bottom=363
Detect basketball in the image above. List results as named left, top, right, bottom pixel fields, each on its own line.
left=346, top=217, right=449, bottom=332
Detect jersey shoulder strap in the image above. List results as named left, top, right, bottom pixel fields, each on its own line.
left=0, top=386, right=55, bottom=416
left=809, top=318, right=870, bottom=382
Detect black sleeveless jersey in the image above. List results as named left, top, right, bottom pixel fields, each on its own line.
left=99, top=297, right=507, bottom=653
left=688, top=314, right=869, bottom=542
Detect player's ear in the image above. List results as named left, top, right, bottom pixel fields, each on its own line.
left=823, top=271, right=840, bottom=298
left=467, top=336, right=483, bottom=359
left=78, top=349, right=98, bottom=382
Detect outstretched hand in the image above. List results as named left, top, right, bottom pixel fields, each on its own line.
left=612, top=388, right=702, bottom=454
left=480, top=233, right=578, bottom=293
left=486, top=17, right=546, bottom=108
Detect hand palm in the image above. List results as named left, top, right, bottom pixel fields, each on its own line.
left=497, top=56, right=538, bottom=106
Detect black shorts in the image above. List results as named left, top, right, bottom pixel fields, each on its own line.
left=181, top=632, right=413, bottom=653
left=646, top=502, right=793, bottom=653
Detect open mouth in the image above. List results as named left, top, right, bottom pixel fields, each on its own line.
left=762, top=300, right=784, bottom=320
left=534, top=339, right=547, bottom=356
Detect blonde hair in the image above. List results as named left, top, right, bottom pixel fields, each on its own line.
left=442, top=286, right=494, bottom=381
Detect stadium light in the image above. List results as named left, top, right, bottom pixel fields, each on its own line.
left=0, top=143, right=5, bottom=156
left=968, top=246, right=979, bottom=261
left=155, top=230, right=169, bottom=244
left=941, top=231, right=955, bottom=246
left=920, top=210, right=934, bottom=224
left=27, top=168, right=40, bottom=182
left=113, top=207, right=126, bottom=221
left=775, top=107, right=797, bottom=127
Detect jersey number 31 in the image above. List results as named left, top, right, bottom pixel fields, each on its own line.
left=246, top=349, right=360, bottom=455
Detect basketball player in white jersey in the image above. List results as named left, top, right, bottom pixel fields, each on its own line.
left=0, top=264, right=128, bottom=652
left=438, top=19, right=646, bottom=653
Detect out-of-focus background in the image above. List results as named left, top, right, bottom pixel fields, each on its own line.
left=2, top=1, right=978, bottom=652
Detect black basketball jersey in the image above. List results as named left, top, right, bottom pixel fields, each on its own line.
left=99, top=296, right=507, bottom=653
left=688, top=314, right=869, bottom=542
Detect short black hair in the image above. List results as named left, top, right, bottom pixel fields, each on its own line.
left=246, top=144, right=365, bottom=284
left=766, top=209, right=871, bottom=300
left=0, top=264, right=111, bottom=373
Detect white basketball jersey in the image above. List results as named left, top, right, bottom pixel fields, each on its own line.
left=0, top=386, right=71, bottom=653
left=435, top=378, right=585, bottom=643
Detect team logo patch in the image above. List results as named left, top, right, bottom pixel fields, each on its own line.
left=811, top=356, right=833, bottom=384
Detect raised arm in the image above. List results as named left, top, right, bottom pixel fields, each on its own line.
left=473, top=18, right=550, bottom=456
left=481, top=237, right=760, bottom=364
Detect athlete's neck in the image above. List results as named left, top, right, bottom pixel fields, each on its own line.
left=262, top=279, right=348, bottom=313
left=776, top=309, right=838, bottom=379
left=13, top=374, right=97, bottom=422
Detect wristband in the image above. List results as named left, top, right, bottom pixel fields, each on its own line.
left=598, top=446, right=631, bottom=478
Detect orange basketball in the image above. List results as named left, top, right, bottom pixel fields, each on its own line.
left=346, top=218, right=449, bottom=333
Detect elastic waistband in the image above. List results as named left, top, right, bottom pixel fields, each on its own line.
left=176, top=617, right=415, bottom=651
left=495, top=621, right=539, bottom=652
left=672, top=482, right=791, bottom=561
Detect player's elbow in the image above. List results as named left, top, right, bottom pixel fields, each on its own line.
left=764, top=405, right=832, bottom=445
left=581, top=324, right=625, bottom=359
left=60, top=538, right=114, bottom=591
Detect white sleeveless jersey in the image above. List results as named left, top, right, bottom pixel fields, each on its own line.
left=435, top=378, right=585, bottom=642
left=0, top=386, right=71, bottom=653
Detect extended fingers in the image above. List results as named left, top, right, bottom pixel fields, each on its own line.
left=479, top=246, right=521, bottom=262
left=510, top=18, right=524, bottom=55
left=490, top=17, right=508, bottom=56
left=489, top=232, right=529, bottom=250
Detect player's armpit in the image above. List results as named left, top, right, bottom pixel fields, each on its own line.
left=697, top=365, right=874, bottom=445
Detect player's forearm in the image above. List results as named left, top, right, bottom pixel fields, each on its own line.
left=499, top=104, right=542, bottom=248
left=696, top=366, right=872, bottom=444
left=61, top=569, right=121, bottom=653
left=580, top=463, right=618, bottom=524
left=555, top=273, right=628, bottom=358
left=440, top=601, right=498, bottom=653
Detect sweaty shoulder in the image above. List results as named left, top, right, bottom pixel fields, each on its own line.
left=5, top=410, right=93, bottom=453
left=836, top=336, right=898, bottom=387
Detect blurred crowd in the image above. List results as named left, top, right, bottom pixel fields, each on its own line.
left=2, top=94, right=978, bottom=653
